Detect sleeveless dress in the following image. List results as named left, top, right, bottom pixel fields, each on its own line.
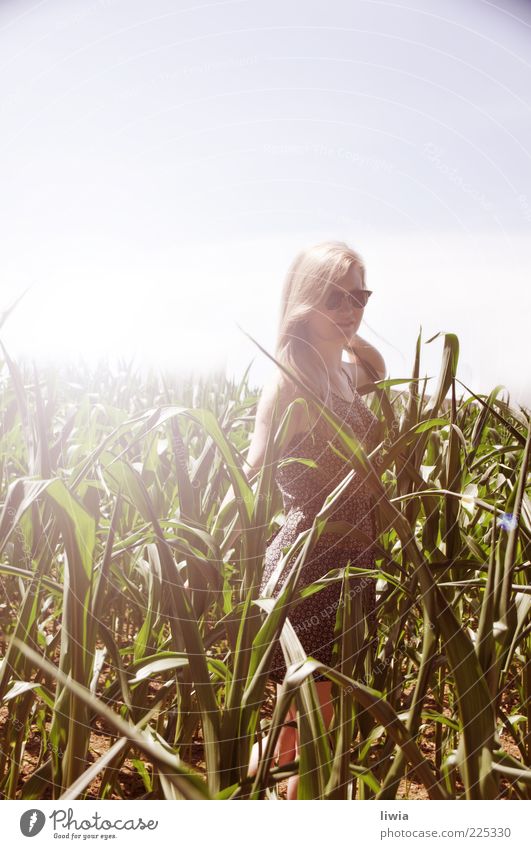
left=259, top=368, right=381, bottom=683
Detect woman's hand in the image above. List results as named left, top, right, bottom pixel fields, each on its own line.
left=344, top=333, right=386, bottom=381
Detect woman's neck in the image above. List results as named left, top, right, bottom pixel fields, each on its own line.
left=312, top=340, right=345, bottom=378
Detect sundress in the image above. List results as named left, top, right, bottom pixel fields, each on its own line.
left=259, top=368, right=381, bottom=683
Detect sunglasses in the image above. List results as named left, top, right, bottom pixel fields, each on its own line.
left=323, top=287, right=373, bottom=311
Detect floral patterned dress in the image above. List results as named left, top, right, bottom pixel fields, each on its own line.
left=259, top=369, right=381, bottom=683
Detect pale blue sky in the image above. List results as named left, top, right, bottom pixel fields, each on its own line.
left=1, top=0, right=530, bottom=404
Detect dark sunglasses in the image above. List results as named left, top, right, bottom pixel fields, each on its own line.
left=323, top=287, right=373, bottom=311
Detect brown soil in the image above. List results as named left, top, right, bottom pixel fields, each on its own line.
left=0, top=663, right=526, bottom=802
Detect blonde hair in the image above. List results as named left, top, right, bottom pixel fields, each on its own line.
left=275, top=240, right=366, bottom=402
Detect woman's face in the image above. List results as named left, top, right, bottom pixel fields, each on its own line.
left=305, top=263, right=366, bottom=347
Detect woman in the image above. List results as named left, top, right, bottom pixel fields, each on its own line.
left=245, top=240, right=386, bottom=799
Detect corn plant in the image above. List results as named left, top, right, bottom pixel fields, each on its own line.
left=0, top=328, right=529, bottom=800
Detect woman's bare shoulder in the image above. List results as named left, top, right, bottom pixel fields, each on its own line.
left=255, top=370, right=302, bottom=422
left=259, top=369, right=325, bottom=442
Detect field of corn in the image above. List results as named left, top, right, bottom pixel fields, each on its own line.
left=0, top=329, right=529, bottom=801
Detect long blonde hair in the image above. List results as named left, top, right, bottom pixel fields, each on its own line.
left=275, top=240, right=367, bottom=402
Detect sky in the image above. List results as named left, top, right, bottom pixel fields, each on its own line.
left=1, top=0, right=530, bottom=406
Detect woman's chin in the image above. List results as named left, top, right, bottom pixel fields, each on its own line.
left=337, top=324, right=356, bottom=339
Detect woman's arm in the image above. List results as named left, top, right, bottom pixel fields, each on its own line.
left=222, top=373, right=301, bottom=552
